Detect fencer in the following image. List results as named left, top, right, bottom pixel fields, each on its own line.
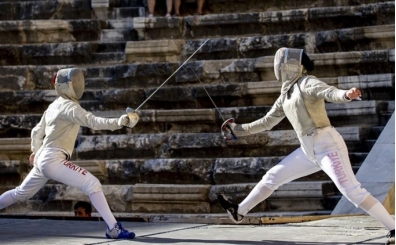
left=0, top=68, right=138, bottom=239
left=219, top=47, right=395, bottom=244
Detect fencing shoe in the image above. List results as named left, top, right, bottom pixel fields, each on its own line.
left=106, top=222, right=135, bottom=239
left=217, top=194, right=244, bottom=224
left=386, top=229, right=395, bottom=245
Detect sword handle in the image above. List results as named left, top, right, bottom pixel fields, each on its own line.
left=221, top=118, right=237, bottom=140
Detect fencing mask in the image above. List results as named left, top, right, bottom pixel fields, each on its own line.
left=55, top=68, right=85, bottom=100
left=274, top=48, right=314, bottom=94
left=274, top=48, right=304, bottom=83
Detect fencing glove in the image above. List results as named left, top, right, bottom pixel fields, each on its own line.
left=118, top=113, right=140, bottom=128
left=221, top=118, right=251, bottom=140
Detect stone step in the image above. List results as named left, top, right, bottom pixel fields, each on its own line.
left=0, top=181, right=336, bottom=213
left=0, top=70, right=394, bottom=106
left=213, top=181, right=337, bottom=199
left=131, top=184, right=211, bottom=213
left=365, top=139, right=377, bottom=151
left=86, top=42, right=127, bottom=64
left=349, top=152, right=369, bottom=165
left=108, top=18, right=135, bottom=29
left=204, top=0, right=385, bottom=15
left=126, top=24, right=395, bottom=62
left=0, top=151, right=370, bottom=186
left=0, top=138, right=30, bottom=161
left=0, top=0, right=92, bottom=21
left=3, top=95, right=391, bottom=124
left=2, top=21, right=391, bottom=63
left=87, top=48, right=394, bottom=88
left=91, top=100, right=392, bottom=126
left=105, top=0, right=145, bottom=8
left=0, top=100, right=393, bottom=137
left=0, top=48, right=392, bottom=91
left=0, top=41, right=130, bottom=66
left=0, top=138, right=31, bottom=145
left=211, top=182, right=339, bottom=213
left=95, top=42, right=126, bottom=52
left=0, top=160, right=22, bottom=186
left=109, top=7, right=144, bottom=19
left=369, top=126, right=385, bottom=139
left=92, top=52, right=126, bottom=64
left=379, top=112, right=394, bottom=126
left=0, top=77, right=394, bottom=114
left=0, top=19, right=105, bottom=44
left=91, top=0, right=145, bottom=20
left=100, top=29, right=139, bottom=42
left=132, top=2, right=394, bottom=40
left=219, top=50, right=394, bottom=84
left=72, top=126, right=371, bottom=160
left=0, top=70, right=392, bottom=112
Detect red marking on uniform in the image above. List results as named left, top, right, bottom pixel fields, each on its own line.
left=328, top=151, right=348, bottom=184
left=62, top=160, right=87, bottom=175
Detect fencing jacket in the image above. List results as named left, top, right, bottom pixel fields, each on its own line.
left=31, top=75, right=122, bottom=160
left=242, top=75, right=350, bottom=139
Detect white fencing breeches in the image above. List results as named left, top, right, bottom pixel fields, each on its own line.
left=8, top=148, right=102, bottom=203
left=239, top=127, right=370, bottom=215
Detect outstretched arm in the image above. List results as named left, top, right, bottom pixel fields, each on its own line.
left=65, top=105, right=139, bottom=131
left=222, top=97, right=285, bottom=139
left=303, top=77, right=361, bottom=102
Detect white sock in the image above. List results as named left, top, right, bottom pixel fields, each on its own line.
left=0, top=190, right=16, bottom=210
left=360, top=195, right=395, bottom=230
left=238, top=180, right=274, bottom=216
left=89, top=191, right=117, bottom=229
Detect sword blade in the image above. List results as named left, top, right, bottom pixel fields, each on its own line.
left=171, top=38, right=226, bottom=121
left=134, top=39, right=209, bottom=111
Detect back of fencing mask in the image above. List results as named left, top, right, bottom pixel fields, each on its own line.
left=274, top=48, right=304, bottom=83
left=56, top=68, right=85, bottom=100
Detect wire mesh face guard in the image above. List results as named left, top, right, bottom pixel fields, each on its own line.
left=56, top=68, right=85, bottom=99
left=274, top=48, right=304, bottom=83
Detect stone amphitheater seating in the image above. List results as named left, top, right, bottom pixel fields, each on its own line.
left=0, top=0, right=394, bottom=222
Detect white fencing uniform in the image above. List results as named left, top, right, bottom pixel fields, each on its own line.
left=8, top=68, right=123, bottom=202
left=227, top=48, right=395, bottom=231
left=12, top=148, right=102, bottom=202
left=0, top=68, right=138, bottom=233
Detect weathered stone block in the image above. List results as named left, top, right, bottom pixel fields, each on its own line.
left=129, top=184, right=211, bottom=213
left=0, top=161, right=20, bottom=174
left=213, top=157, right=284, bottom=184
left=106, top=159, right=144, bottom=184
left=100, top=29, right=138, bottom=42
left=210, top=181, right=337, bottom=212
left=75, top=134, right=167, bottom=159
left=338, top=73, right=394, bottom=90
left=125, top=39, right=183, bottom=63
left=133, top=16, right=183, bottom=40
left=140, top=158, right=214, bottom=184
left=0, top=0, right=92, bottom=21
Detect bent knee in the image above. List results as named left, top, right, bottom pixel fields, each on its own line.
left=12, top=188, right=35, bottom=202
left=261, top=174, right=282, bottom=191
left=81, top=177, right=103, bottom=195
left=341, top=187, right=370, bottom=206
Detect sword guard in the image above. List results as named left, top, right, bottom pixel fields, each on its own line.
left=126, top=107, right=139, bottom=128
left=221, top=118, right=237, bottom=140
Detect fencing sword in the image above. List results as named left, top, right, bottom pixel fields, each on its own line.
left=170, top=38, right=237, bottom=140
left=125, top=39, right=210, bottom=126
left=128, top=38, right=210, bottom=113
